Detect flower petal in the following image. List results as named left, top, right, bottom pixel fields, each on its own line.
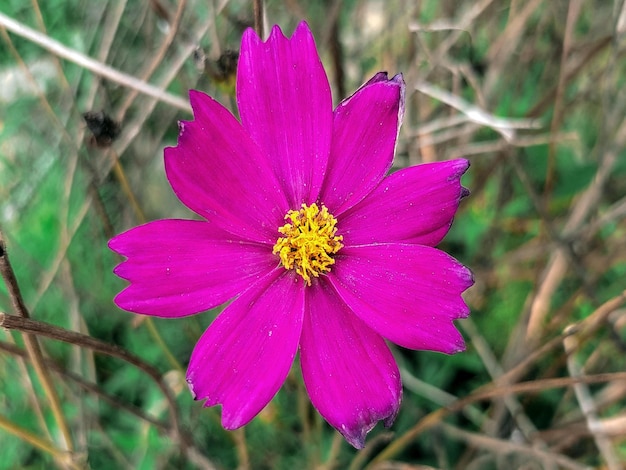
left=109, top=219, right=275, bottom=317
left=301, top=280, right=402, bottom=449
left=237, top=22, right=332, bottom=206
left=339, top=159, right=470, bottom=246
left=329, top=244, right=473, bottom=353
left=164, top=90, right=288, bottom=244
left=186, top=270, right=305, bottom=429
left=320, top=73, right=405, bottom=214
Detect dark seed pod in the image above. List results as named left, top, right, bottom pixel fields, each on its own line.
left=83, top=111, right=120, bottom=147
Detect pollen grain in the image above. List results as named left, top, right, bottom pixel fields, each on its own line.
left=272, top=203, right=343, bottom=285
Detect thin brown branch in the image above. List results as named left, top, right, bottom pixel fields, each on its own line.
left=0, top=339, right=218, bottom=469
left=0, top=11, right=190, bottom=112
left=233, top=428, right=250, bottom=470
left=526, top=114, right=626, bottom=342
left=253, top=0, right=264, bottom=39
left=0, top=234, right=29, bottom=319
left=116, top=0, right=188, bottom=120
left=439, top=422, right=588, bottom=470
left=0, top=340, right=167, bottom=430
left=527, top=35, right=613, bottom=118
left=545, top=0, right=583, bottom=199
left=0, top=310, right=188, bottom=455
left=564, top=335, right=621, bottom=470
left=27, top=10, right=218, bottom=316
left=368, top=371, right=626, bottom=468
left=495, top=290, right=626, bottom=389
left=372, top=290, right=626, bottom=464
left=0, top=413, right=72, bottom=465
left=319, top=431, right=344, bottom=470
left=0, top=231, right=75, bottom=458
left=322, top=0, right=345, bottom=98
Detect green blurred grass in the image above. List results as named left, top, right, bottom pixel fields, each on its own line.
left=1, top=0, right=626, bottom=469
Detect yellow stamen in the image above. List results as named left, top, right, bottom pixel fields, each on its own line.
left=272, top=203, right=343, bottom=285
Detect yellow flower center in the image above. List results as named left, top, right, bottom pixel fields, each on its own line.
left=272, top=203, right=344, bottom=286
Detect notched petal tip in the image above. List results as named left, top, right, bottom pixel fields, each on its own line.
left=187, top=88, right=203, bottom=102
left=396, top=74, right=406, bottom=123
left=188, top=89, right=210, bottom=113
left=237, top=18, right=331, bottom=206
left=459, top=263, right=475, bottom=291
left=360, top=71, right=406, bottom=128
left=383, top=404, right=400, bottom=428
left=455, top=159, right=471, bottom=200
left=243, top=20, right=310, bottom=45
left=267, top=23, right=288, bottom=42
left=364, top=71, right=389, bottom=85
left=221, top=417, right=242, bottom=431
left=447, top=158, right=470, bottom=177
left=108, top=229, right=141, bottom=255
left=187, top=90, right=230, bottom=124
left=440, top=158, right=471, bottom=202
left=176, top=120, right=186, bottom=138
left=321, top=69, right=405, bottom=212
left=467, top=265, right=476, bottom=284
left=187, top=377, right=245, bottom=430
left=111, top=261, right=127, bottom=278
left=185, top=272, right=304, bottom=433
left=453, top=339, right=467, bottom=353
left=342, top=426, right=367, bottom=450
left=172, top=91, right=209, bottom=140
left=186, top=378, right=198, bottom=400
left=108, top=230, right=138, bottom=259
left=338, top=402, right=401, bottom=449
left=293, top=20, right=313, bottom=36
left=301, top=283, right=403, bottom=449
left=372, top=72, right=405, bottom=115
left=112, top=289, right=134, bottom=313
left=240, top=25, right=262, bottom=46
left=362, top=71, right=404, bottom=88
left=339, top=70, right=404, bottom=110
left=107, top=236, right=121, bottom=254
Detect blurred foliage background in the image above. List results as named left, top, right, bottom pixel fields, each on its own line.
left=1, top=0, right=626, bottom=469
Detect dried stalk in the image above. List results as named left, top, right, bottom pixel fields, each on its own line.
left=0, top=311, right=188, bottom=455
left=0, top=232, right=75, bottom=461
left=0, top=11, right=190, bottom=112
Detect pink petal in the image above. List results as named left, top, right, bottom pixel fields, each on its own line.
left=320, top=73, right=405, bottom=214
left=109, top=219, right=275, bottom=317
left=329, top=244, right=473, bottom=353
left=339, top=159, right=470, bottom=247
left=237, top=22, right=332, bottom=206
left=164, top=90, right=288, bottom=244
left=187, top=270, right=305, bottom=429
left=300, top=280, right=402, bottom=449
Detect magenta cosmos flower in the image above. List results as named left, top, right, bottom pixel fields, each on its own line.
left=109, top=21, right=473, bottom=448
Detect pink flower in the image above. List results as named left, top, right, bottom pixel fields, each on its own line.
left=109, top=21, right=473, bottom=448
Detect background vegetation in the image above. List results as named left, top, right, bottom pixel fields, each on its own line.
left=1, top=0, right=625, bottom=468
